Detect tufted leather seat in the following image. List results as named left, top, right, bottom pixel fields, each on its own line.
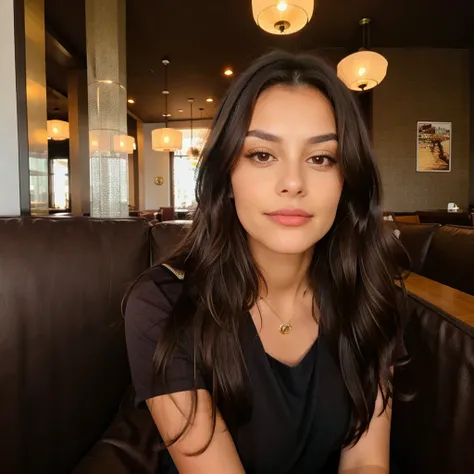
left=1, top=218, right=473, bottom=474
left=422, top=225, right=474, bottom=295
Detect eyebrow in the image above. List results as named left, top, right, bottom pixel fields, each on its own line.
left=246, top=129, right=338, bottom=144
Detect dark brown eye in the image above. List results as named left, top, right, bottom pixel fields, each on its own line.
left=254, top=152, right=272, bottom=162
left=244, top=151, right=276, bottom=164
left=307, top=155, right=336, bottom=167
left=311, top=156, right=325, bottom=165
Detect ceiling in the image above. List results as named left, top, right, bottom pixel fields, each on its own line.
left=45, top=0, right=474, bottom=123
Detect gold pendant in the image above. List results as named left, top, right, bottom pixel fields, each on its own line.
left=279, top=323, right=292, bottom=335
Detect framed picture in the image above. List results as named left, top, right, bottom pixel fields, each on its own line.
left=416, top=121, right=451, bottom=172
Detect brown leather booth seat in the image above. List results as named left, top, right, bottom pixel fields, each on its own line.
left=391, top=292, right=474, bottom=474
left=1, top=218, right=473, bottom=474
left=150, top=219, right=192, bottom=264
left=387, top=210, right=473, bottom=227
left=422, top=225, right=474, bottom=296
left=417, top=210, right=473, bottom=227
left=0, top=217, right=151, bottom=474
left=394, top=222, right=474, bottom=296
left=394, top=222, right=441, bottom=274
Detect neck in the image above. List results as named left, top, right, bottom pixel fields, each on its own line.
left=249, top=238, right=313, bottom=300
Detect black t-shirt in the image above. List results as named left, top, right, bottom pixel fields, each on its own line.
left=125, top=264, right=350, bottom=474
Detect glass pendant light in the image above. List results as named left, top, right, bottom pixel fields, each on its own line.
left=252, top=0, right=314, bottom=35
left=337, top=18, right=388, bottom=92
left=151, top=57, right=183, bottom=152
left=47, top=120, right=69, bottom=140
left=187, top=98, right=200, bottom=162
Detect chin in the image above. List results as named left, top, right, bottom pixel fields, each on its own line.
left=259, top=233, right=319, bottom=255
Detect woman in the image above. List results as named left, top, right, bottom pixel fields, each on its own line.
left=124, top=51, right=406, bottom=474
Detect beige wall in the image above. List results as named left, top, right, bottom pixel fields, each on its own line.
left=373, top=48, right=470, bottom=212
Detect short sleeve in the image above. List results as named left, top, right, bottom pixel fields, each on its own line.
left=124, top=267, right=207, bottom=407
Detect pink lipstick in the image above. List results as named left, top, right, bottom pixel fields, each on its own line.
left=265, top=208, right=313, bottom=227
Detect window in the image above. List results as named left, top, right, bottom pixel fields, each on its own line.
left=172, top=128, right=208, bottom=209
left=49, top=158, right=70, bottom=211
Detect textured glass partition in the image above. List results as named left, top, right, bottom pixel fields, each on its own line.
left=86, top=0, right=128, bottom=217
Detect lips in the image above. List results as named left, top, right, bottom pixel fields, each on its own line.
left=265, top=209, right=313, bottom=227
left=266, top=209, right=312, bottom=217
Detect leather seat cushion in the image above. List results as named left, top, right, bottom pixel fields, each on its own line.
left=150, top=221, right=191, bottom=264
left=422, top=225, right=474, bottom=295
left=394, top=222, right=440, bottom=273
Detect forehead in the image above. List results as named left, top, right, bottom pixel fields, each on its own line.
left=248, top=85, right=336, bottom=135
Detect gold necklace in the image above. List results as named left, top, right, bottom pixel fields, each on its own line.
left=259, top=288, right=309, bottom=335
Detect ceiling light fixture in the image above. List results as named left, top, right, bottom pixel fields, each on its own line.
left=337, top=18, right=388, bottom=92
left=224, top=68, right=234, bottom=76
left=206, top=98, right=214, bottom=103
left=127, top=99, right=135, bottom=104
left=89, top=132, right=135, bottom=154
left=178, top=109, right=184, bottom=113
left=252, top=0, right=314, bottom=35
left=114, top=135, right=135, bottom=154
left=187, top=98, right=200, bottom=162
left=47, top=120, right=69, bottom=141
left=151, top=57, right=183, bottom=152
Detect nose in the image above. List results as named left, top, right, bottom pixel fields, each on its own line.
left=276, top=161, right=307, bottom=197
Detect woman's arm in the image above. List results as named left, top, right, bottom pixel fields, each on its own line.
left=338, top=389, right=391, bottom=474
left=147, top=389, right=246, bottom=474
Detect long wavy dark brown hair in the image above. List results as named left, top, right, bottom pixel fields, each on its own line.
left=127, top=50, right=408, bottom=452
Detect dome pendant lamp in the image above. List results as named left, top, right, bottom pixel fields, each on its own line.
left=47, top=120, right=69, bottom=140
left=252, top=0, right=314, bottom=35
left=151, top=57, right=183, bottom=152
left=337, top=18, right=388, bottom=92
left=187, top=98, right=200, bottom=162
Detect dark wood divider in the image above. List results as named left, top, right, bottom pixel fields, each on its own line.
left=402, top=273, right=474, bottom=327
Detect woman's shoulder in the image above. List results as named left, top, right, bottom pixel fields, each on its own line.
left=124, top=264, right=199, bottom=406
left=124, top=264, right=186, bottom=331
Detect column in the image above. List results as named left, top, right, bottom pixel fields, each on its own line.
left=86, top=0, right=129, bottom=218
left=0, top=0, right=21, bottom=215
left=24, top=0, right=48, bottom=215
left=469, top=47, right=474, bottom=208
left=136, top=119, right=146, bottom=210
left=68, top=68, right=90, bottom=215
left=0, top=0, right=48, bottom=216
left=126, top=113, right=137, bottom=209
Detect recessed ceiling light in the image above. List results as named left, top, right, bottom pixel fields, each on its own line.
left=178, top=109, right=184, bottom=113
left=206, top=98, right=214, bottom=103
left=162, top=113, right=171, bottom=117
left=127, top=99, right=135, bottom=104
left=224, top=68, right=233, bottom=76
